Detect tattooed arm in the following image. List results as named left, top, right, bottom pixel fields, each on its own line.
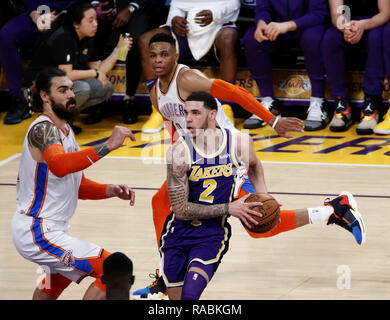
left=28, top=121, right=112, bottom=158
left=27, top=122, right=135, bottom=177
left=166, top=142, right=229, bottom=220
left=167, top=142, right=263, bottom=227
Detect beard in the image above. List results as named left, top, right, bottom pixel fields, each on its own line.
left=50, top=97, right=79, bottom=121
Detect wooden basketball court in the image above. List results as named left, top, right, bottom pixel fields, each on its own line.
left=0, top=113, right=389, bottom=300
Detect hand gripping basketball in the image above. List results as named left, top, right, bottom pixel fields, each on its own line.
left=242, top=193, right=281, bottom=234
left=228, top=194, right=264, bottom=229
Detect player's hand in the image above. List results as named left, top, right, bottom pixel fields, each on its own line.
left=344, top=20, right=364, bottom=44
left=105, top=126, right=136, bottom=151
left=107, top=184, right=135, bottom=205
left=172, top=16, right=189, bottom=36
left=36, top=11, right=57, bottom=32
left=112, top=7, right=131, bottom=29
left=269, top=116, right=304, bottom=138
left=254, top=21, right=269, bottom=43
left=194, top=10, right=213, bottom=27
left=228, top=194, right=263, bottom=229
left=264, top=22, right=294, bottom=41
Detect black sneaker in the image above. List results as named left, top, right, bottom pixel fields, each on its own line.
left=132, top=269, right=168, bottom=300
left=3, top=96, right=31, bottom=124
left=325, top=191, right=366, bottom=245
left=329, top=98, right=353, bottom=132
left=243, top=98, right=281, bottom=129
left=356, top=95, right=381, bottom=135
left=122, top=99, right=138, bottom=124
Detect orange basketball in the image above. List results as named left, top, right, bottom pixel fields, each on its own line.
left=243, top=193, right=280, bottom=234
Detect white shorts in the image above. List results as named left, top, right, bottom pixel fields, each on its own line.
left=12, top=212, right=103, bottom=283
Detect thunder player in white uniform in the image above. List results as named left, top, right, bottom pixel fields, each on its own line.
left=11, top=68, right=136, bottom=300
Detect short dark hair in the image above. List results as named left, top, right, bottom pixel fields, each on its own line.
left=103, top=252, right=133, bottom=277
left=186, top=91, right=218, bottom=111
left=32, top=67, right=67, bottom=112
left=149, top=32, right=176, bottom=48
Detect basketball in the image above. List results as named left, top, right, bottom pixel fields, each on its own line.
left=243, top=193, right=280, bottom=234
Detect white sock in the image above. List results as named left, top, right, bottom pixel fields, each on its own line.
left=308, top=206, right=334, bottom=224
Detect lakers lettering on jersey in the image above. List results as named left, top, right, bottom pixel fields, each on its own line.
left=180, top=128, right=240, bottom=206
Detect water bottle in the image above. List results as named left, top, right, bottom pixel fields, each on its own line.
left=116, top=33, right=131, bottom=61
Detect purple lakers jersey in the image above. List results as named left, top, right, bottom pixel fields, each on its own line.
left=180, top=128, right=240, bottom=206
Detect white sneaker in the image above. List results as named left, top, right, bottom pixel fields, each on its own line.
left=304, top=97, right=329, bottom=131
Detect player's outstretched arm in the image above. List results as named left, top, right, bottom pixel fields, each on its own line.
left=179, top=71, right=303, bottom=138
left=236, top=132, right=268, bottom=194
left=209, top=79, right=304, bottom=138
left=28, top=122, right=135, bottom=177
left=78, top=173, right=135, bottom=205
left=166, top=142, right=263, bottom=227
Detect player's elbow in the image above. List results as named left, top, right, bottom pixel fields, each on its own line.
left=172, top=204, right=187, bottom=220
left=47, top=163, right=68, bottom=178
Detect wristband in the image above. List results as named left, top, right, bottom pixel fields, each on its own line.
left=94, top=69, right=99, bottom=78
left=271, top=117, right=279, bottom=129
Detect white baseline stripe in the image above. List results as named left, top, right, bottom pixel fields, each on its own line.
left=0, top=153, right=21, bottom=167
left=105, top=156, right=390, bottom=168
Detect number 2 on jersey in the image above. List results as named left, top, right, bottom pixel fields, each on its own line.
left=199, top=179, right=217, bottom=203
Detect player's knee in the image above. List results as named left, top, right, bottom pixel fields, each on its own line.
left=188, top=266, right=210, bottom=283
left=181, top=268, right=209, bottom=300
left=87, top=249, right=112, bottom=292
left=39, top=273, right=72, bottom=298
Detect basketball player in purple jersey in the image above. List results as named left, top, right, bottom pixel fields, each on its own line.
left=161, top=91, right=264, bottom=300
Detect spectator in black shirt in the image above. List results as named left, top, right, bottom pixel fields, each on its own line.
left=24, top=1, right=132, bottom=131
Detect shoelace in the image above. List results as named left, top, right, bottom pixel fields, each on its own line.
left=148, top=272, right=160, bottom=288
left=307, top=99, right=325, bottom=121
left=261, top=98, right=273, bottom=110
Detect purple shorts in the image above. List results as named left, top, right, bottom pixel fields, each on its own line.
left=163, top=22, right=237, bottom=61
left=159, top=214, right=232, bottom=287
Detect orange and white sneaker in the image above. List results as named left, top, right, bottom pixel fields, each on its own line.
left=356, top=96, right=380, bottom=135
left=325, top=191, right=366, bottom=245
left=142, top=105, right=164, bottom=133
left=374, top=109, right=390, bottom=135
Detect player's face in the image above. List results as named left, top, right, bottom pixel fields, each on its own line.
left=47, top=76, right=79, bottom=121
left=74, top=8, right=98, bottom=38
left=149, top=42, right=178, bottom=77
left=185, top=101, right=214, bottom=137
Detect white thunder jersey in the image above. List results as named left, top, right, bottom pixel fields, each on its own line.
left=155, top=63, right=238, bottom=136
left=16, top=115, right=82, bottom=222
